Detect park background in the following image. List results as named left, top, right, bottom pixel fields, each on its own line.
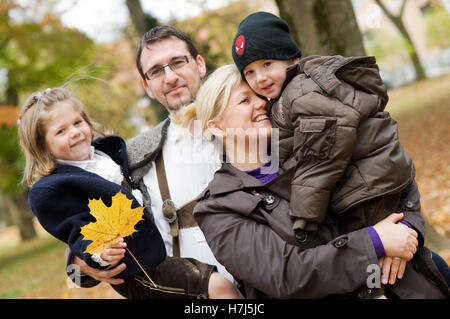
left=0, top=0, right=449, bottom=299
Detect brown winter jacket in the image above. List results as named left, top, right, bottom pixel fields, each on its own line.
left=193, top=162, right=450, bottom=299
left=270, top=55, right=415, bottom=231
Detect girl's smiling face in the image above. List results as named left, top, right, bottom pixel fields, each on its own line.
left=44, top=102, right=92, bottom=161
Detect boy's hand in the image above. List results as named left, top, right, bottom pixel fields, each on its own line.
left=379, top=256, right=407, bottom=285
left=101, top=237, right=126, bottom=267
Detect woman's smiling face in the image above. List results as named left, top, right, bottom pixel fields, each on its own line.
left=213, top=81, right=272, bottom=140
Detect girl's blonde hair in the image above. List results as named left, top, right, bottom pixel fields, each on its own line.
left=18, top=87, right=105, bottom=187
left=174, top=64, right=243, bottom=140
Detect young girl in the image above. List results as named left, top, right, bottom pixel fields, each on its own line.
left=18, top=87, right=242, bottom=299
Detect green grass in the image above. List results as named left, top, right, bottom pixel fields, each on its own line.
left=0, top=235, right=67, bottom=298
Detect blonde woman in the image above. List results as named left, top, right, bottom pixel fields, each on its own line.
left=176, top=64, right=449, bottom=299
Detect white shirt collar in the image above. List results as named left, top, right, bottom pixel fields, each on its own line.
left=56, top=146, right=96, bottom=169
left=56, top=146, right=123, bottom=185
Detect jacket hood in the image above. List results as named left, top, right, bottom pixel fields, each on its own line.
left=283, top=55, right=387, bottom=110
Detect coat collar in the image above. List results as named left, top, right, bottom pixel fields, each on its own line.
left=50, top=136, right=134, bottom=187
left=209, top=162, right=264, bottom=195
left=125, top=119, right=169, bottom=187
left=93, top=135, right=133, bottom=187
left=52, top=136, right=126, bottom=173
left=284, top=55, right=378, bottom=95
left=208, top=162, right=293, bottom=201
left=51, top=164, right=99, bottom=178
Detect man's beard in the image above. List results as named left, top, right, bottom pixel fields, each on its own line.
left=166, top=92, right=195, bottom=113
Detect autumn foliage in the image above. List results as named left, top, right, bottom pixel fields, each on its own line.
left=0, top=106, right=19, bottom=128
left=80, top=191, right=143, bottom=255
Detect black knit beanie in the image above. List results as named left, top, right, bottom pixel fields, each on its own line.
left=232, top=11, right=301, bottom=75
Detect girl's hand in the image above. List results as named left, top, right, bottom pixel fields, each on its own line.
left=101, top=237, right=127, bottom=267
left=379, top=256, right=407, bottom=285
left=373, top=213, right=418, bottom=261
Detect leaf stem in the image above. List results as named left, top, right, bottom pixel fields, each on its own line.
left=125, top=247, right=158, bottom=288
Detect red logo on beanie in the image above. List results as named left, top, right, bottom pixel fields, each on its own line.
left=235, top=35, right=245, bottom=55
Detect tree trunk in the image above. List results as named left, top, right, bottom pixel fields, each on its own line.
left=125, top=0, right=148, bottom=37
left=374, top=0, right=426, bottom=80
left=5, top=85, right=19, bottom=106
left=125, top=0, right=159, bottom=37
left=0, top=191, right=13, bottom=228
left=275, top=0, right=366, bottom=57
left=386, top=15, right=426, bottom=80
left=3, top=193, right=37, bottom=241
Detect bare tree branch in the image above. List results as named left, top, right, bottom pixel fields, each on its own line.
left=399, top=0, right=408, bottom=17
left=374, top=0, right=397, bottom=20
left=373, top=0, right=425, bottom=80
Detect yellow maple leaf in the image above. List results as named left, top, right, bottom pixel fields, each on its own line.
left=80, top=191, right=144, bottom=255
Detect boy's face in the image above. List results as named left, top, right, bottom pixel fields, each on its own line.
left=243, top=59, right=292, bottom=100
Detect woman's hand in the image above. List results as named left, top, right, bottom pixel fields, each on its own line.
left=379, top=256, right=407, bottom=285
left=373, top=213, right=418, bottom=261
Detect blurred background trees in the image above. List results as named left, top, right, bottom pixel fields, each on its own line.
left=275, top=0, right=366, bottom=57
left=374, top=0, right=426, bottom=80
left=0, top=0, right=142, bottom=240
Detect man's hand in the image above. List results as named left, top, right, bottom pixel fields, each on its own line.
left=373, top=213, right=418, bottom=260
left=73, top=255, right=126, bottom=285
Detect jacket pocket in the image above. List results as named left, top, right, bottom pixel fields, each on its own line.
left=294, top=117, right=337, bottom=160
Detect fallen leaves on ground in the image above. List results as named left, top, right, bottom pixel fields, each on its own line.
left=388, top=74, right=450, bottom=263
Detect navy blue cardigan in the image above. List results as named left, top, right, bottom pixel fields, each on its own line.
left=28, top=136, right=166, bottom=278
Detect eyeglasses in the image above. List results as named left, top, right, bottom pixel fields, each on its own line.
left=144, top=56, right=191, bottom=81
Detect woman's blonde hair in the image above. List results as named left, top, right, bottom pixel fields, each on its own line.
left=18, top=87, right=105, bottom=187
left=175, top=64, right=243, bottom=140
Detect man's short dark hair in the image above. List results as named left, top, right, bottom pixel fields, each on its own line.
left=136, top=25, right=199, bottom=81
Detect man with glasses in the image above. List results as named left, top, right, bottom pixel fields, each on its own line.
left=67, top=26, right=240, bottom=299
left=138, top=28, right=206, bottom=112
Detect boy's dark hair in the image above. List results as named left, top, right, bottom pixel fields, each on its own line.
left=136, top=26, right=199, bottom=81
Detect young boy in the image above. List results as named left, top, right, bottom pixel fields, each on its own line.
left=232, top=12, right=416, bottom=236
